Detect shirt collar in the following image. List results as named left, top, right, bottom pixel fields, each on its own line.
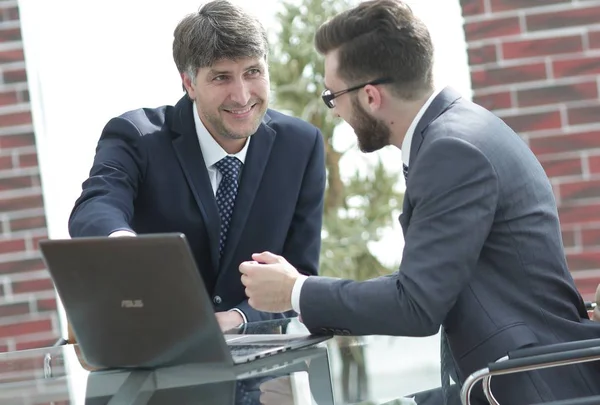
left=401, top=88, right=442, bottom=167
left=193, top=101, right=250, bottom=168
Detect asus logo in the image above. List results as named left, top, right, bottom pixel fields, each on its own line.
left=121, top=300, right=144, bottom=308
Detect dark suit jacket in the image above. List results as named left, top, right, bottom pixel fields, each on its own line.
left=69, top=95, right=325, bottom=323
left=298, top=87, right=600, bottom=404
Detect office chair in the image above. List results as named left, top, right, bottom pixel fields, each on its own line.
left=460, top=301, right=600, bottom=405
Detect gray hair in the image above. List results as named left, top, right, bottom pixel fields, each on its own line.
left=173, top=0, right=269, bottom=83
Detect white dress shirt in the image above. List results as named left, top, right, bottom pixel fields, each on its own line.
left=291, top=88, right=442, bottom=314
left=192, top=101, right=251, bottom=190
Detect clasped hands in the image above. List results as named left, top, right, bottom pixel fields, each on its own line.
left=239, top=252, right=301, bottom=313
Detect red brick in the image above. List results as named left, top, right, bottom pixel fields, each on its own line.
left=0, top=175, right=33, bottom=191
left=0, top=194, right=43, bottom=213
left=17, top=152, right=38, bottom=167
left=0, top=26, right=20, bottom=43
left=0, top=48, right=23, bottom=64
left=15, top=337, right=57, bottom=351
left=36, top=298, right=57, bottom=312
left=517, top=81, right=598, bottom=108
left=471, top=62, right=546, bottom=89
left=500, top=109, right=562, bottom=133
left=559, top=203, right=600, bottom=225
left=502, top=35, right=583, bottom=60
left=0, top=318, right=52, bottom=338
left=526, top=5, right=600, bottom=32
left=31, top=234, right=48, bottom=251
left=19, top=89, right=29, bottom=103
left=0, top=302, right=29, bottom=318
left=588, top=155, right=600, bottom=174
left=12, top=277, right=53, bottom=294
left=0, top=257, right=45, bottom=275
left=0, top=343, right=7, bottom=353
left=567, top=251, right=600, bottom=271
left=0, top=133, right=35, bottom=149
left=582, top=228, right=600, bottom=247
left=590, top=31, right=600, bottom=49
left=0, top=238, right=25, bottom=254
left=539, top=156, right=582, bottom=178
left=490, top=0, right=570, bottom=12
left=562, top=229, right=576, bottom=248
left=0, top=90, right=18, bottom=107
left=464, top=16, right=521, bottom=42
left=0, top=112, right=32, bottom=128
left=568, top=104, right=600, bottom=126
left=468, top=43, right=497, bottom=66
left=9, top=215, right=46, bottom=232
left=530, top=131, right=600, bottom=156
left=553, top=55, right=600, bottom=78
left=0, top=155, right=13, bottom=170
left=2, top=68, right=26, bottom=84
left=473, top=91, right=512, bottom=110
left=0, top=356, right=38, bottom=374
left=460, top=0, right=486, bottom=16
left=560, top=179, right=600, bottom=203
left=0, top=6, right=20, bottom=22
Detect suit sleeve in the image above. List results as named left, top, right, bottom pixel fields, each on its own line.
left=68, top=117, right=147, bottom=237
left=237, top=128, right=326, bottom=323
left=299, top=137, right=499, bottom=336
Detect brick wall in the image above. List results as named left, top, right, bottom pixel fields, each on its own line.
left=460, top=0, right=600, bottom=300
left=0, top=1, right=58, bottom=351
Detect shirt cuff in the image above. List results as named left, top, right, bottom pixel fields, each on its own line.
left=229, top=307, right=247, bottom=324
left=291, top=275, right=308, bottom=314
left=108, top=230, right=137, bottom=237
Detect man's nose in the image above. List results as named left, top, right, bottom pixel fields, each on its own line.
left=229, top=81, right=251, bottom=106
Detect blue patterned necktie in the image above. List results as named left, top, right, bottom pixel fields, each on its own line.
left=403, top=163, right=455, bottom=404
left=214, top=156, right=242, bottom=258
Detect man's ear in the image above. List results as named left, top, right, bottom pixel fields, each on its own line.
left=363, top=84, right=383, bottom=113
left=181, top=72, right=195, bottom=99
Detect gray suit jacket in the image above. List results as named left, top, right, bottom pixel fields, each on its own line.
left=299, top=87, right=600, bottom=404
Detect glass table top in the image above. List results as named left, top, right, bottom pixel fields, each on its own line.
left=0, top=318, right=442, bottom=405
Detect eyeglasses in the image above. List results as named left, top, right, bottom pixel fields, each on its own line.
left=321, top=77, right=393, bottom=109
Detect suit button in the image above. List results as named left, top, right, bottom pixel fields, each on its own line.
left=213, top=296, right=222, bottom=305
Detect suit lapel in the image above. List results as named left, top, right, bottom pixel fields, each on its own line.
left=400, top=87, right=462, bottom=236
left=219, top=116, right=276, bottom=273
left=408, top=86, right=463, bottom=166
left=170, top=96, right=221, bottom=272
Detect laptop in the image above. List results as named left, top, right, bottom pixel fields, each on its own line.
left=39, top=233, right=331, bottom=370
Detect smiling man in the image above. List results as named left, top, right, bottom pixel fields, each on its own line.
left=68, top=0, right=325, bottom=331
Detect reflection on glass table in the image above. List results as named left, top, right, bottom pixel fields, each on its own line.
left=0, top=317, right=441, bottom=405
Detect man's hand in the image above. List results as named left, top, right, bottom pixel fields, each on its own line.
left=239, top=252, right=299, bottom=312
left=215, top=311, right=243, bottom=332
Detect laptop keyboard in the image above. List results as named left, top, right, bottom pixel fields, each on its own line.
left=228, top=344, right=286, bottom=359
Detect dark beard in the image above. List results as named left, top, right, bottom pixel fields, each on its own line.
left=351, top=96, right=391, bottom=153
